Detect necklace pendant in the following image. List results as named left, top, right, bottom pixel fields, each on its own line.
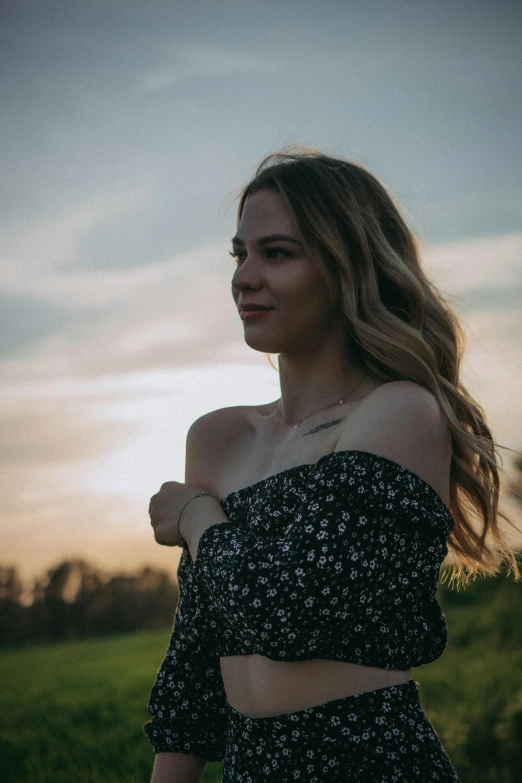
left=339, top=399, right=344, bottom=404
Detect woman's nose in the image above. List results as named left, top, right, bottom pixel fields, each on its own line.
left=231, top=255, right=263, bottom=291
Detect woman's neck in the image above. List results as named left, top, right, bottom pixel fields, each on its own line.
left=276, top=354, right=368, bottom=423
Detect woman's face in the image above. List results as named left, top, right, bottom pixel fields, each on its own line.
left=230, top=189, right=341, bottom=355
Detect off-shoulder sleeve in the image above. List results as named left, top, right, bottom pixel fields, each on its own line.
left=193, top=450, right=454, bottom=667
left=143, top=545, right=229, bottom=761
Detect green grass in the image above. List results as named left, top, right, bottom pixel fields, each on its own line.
left=1, top=610, right=521, bottom=782
left=411, top=642, right=522, bottom=782
left=0, top=630, right=223, bottom=783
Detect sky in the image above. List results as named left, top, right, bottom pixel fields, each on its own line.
left=1, top=0, right=521, bottom=583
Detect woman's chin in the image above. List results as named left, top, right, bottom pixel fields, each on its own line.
left=243, top=332, right=279, bottom=353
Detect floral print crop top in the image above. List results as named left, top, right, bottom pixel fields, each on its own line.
left=144, top=449, right=454, bottom=761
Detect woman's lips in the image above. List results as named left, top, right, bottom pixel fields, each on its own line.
left=240, top=309, right=273, bottom=321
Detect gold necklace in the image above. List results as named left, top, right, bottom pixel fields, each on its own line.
left=275, top=373, right=367, bottom=429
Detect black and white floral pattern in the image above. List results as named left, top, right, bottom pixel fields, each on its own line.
left=143, top=535, right=229, bottom=759
left=144, top=449, right=455, bottom=769
left=223, top=680, right=460, bottom=782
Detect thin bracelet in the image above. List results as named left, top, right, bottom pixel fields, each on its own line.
left=177, top=492, right=220, bottom=548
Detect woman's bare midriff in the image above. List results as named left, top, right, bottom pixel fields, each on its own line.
left=220, top=655, right=411, bottom=718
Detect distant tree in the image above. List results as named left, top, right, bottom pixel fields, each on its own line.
left=28, top=559, right=104, bottom=640
left=0, top=559, right=179, bottom=647
left=0, top=565, right=23, bottom=602
left=0, top=566, right=26, bottom=645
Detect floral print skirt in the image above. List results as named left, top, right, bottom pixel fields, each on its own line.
left=221, top=679, right=460, bottom=782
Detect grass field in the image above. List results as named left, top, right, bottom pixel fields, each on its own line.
left=0, top=630, right=223, bottom=783
left=0, top=599, right=521, bottom=782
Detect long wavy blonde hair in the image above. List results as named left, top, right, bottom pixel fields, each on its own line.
left=232, top=146, right=521, bottom=589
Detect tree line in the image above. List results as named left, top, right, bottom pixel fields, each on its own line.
left=0, top=558, right=179, bottom=647
left=2, top=550, right=521, bottom=650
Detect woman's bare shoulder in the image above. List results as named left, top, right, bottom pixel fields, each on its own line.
left=190, top=404, right=253, bottom=433
left=185, top=405, right=256, bottom=485
left=191, top=400, right=276, bottom=433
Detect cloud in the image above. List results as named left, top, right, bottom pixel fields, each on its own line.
left=1, top=229, right=521, bottom=386
left=0, top=241, right=244, bottom=384
left=422, top=232, right=522, bottom=299
left=139, top=42, right=281, bottom=92
left=0, top=399, right=137, bottom=465
left=0, top=185, right=149, bottom=287
left=0, top=240, right=227, bottom=310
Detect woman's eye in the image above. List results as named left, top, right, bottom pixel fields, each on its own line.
left=228, top=250, right=245, bottom=263
left=267, top=247, right=289, bottom=259
left=228, top=247, right=289, bottom=264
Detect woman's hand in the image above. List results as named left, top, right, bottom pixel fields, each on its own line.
left=148, top=481, right=211, bottom=547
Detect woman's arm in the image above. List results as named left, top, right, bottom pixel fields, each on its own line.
left=180, top=494, right=229, bottom=564
left=143, top=546, right=229, bottom=760
left=150, top=751, right=207, bottom=783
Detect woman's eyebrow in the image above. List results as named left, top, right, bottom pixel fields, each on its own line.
left=231, top=233, right=302, bottom=246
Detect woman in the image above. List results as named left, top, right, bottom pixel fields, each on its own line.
left=144, top=148, right=520, bottom=782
